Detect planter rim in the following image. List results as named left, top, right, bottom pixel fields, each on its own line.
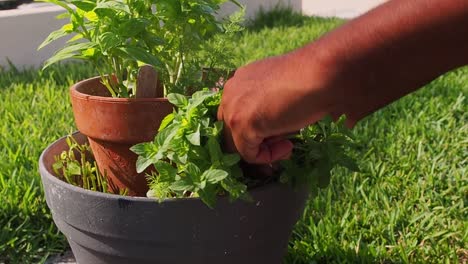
left=40, top=132, right=285, bottom=204
left=70, top=76, right=170, bottom=103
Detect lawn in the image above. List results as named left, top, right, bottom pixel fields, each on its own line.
left=1, top=9, right=467, bottom=264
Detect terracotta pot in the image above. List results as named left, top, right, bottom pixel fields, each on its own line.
left=70, top=77, right=173, bottom=196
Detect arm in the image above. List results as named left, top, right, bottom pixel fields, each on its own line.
left=218, top=0, right=468, bottom=164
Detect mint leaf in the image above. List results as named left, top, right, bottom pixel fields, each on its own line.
left=202, top=169, right=228, bottom=184
left=159, top=113, right=175, bottom=131
left=154, top=161, right=177, bottom=181
left=170, top=178, right=193, bottom=192
left=207, top=136, right=222, bottom=164
left=71, top=0, right=96, bottom=12
left=119, top=46, right=163, bottom=67
left=186, top=125, right=201, bottom=146
left=130, top=142, right=155, bottom=156
left=186, top=162, right=201, bottom=179
left=198, top=188, right=217, bottom=209
left=167, top=93, right=188, bottom=108
left=222, top=153, right=240, bottom=166
left=220, top=177, right=247, bottom=200
left=135, top=156, right=153, bottom=173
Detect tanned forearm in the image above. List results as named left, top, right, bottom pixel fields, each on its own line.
left=219, top=0, right=468, bottom=163
left=296, top=0, right=468, bottom=121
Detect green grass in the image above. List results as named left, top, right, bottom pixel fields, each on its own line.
left=0, top=64, right=96, bottom=263
left=1, top=9, right=467, bottom=264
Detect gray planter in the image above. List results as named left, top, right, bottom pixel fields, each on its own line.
left=39, top=133, right=309, bottom=264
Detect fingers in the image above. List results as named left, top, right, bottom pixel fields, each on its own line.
left=218, top=102, right=269, bottom=163
left=266, top=138, right=294, bottom=161
left=218, top=63, right=297, bottom=164
left=233, top=130, right=265, bottom=164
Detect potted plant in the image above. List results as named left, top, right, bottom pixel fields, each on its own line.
left=38, top=0, right=358, bottom=263
left=39, top=0, right=241, bottom=196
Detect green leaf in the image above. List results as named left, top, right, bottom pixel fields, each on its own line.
left=185, top=162, right=201, bottom=177
left=130, top=142, right=156, bottom=156
left=71, top=0, right=96, bottom=12
left=155, top=123, right=179, bottom=148
left=98, top=32, right=121, bottom=53
left=229, top=0, right=243, bottom=9
left=119, top=46, right=163, bottom=68
left=132, top=142, right=164, bottom=173
left=118, top=18, right=149, bottom=37
left=202, top=169, right=228, bottom=184
left=67, top=162, right=81, bottom=176
left=55, top=12, right=71, bottom=19
left=154, top=161, right=177, bottom=181
left=212, top=121, right=223, bottom=136
left=95, top=0, right=130, bottom=14
left=178, top=154, right=188, bottom=164
left=38, top=26, right=69, bottom=50
left=170, top=179, right=193, bottom=192
left=222, top=153, right=240, bottom=166
left=135, top=156, right=153, bottom=173
left=185, top=162, right=202, bottom=184
left=186, top=125, right=201, bottom=146
left=207, top=137, right=223, bottom=164
left=188, top=90, right=215, bottom=110
left=198, top=187, right=217, bottom=209
left=167, top=93, right=188, bottom=108
left=220, top=177, right=247, bottom=200
left=84, top=10, right=98, bottom=21
left=155, top=0, right=181, bottom=18
left=43, top=42, right=96, bottom=69
left=52, top=161, right=63, bottom=173
left=327, top=133, right=351, bottom=145
left=159, top=113, right=175, bottom=132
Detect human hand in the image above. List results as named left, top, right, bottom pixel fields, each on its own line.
left=217, top=51, right=342, bottom=164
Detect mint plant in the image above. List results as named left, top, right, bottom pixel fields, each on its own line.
left=131, top=90, right=248, bottom=207
left=53, top=135, right=128, bottom=195
left=39, top=0, right=242, bottom=98
left=280, top=116, right=359, bottom=192
left=132, top=91, right=358, bottom=208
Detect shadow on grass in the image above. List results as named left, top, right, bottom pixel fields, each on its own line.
left=246, top=4, right=344, bottom=33
left=246, top=4, right=310, bottom=32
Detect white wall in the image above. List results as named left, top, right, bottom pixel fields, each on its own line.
left=302, top=0, right=387, bottom=18
left=219, top=0, right=302, bottom=18
left=0, top=4, right=68, bottom=69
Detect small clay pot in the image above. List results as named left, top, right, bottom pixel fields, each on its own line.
left=70, top=77, right=173, bottom=196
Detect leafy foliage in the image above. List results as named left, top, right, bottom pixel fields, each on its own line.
left=132, top=90, right=248, bottom=208
left=132, top=90, right=357, bottom=208
left=52, top=134, right=128, bottom=195
left=39, top=0, right=243, bottom=97
left=280, top=116, right=359, bottom=192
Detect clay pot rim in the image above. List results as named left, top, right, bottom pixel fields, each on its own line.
left=39, top=132, right=283, bottom=204
left=70, top=76, right=170, bottom=103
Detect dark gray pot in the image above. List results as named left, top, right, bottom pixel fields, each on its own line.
left=39, top=133, right=309, bottom=264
